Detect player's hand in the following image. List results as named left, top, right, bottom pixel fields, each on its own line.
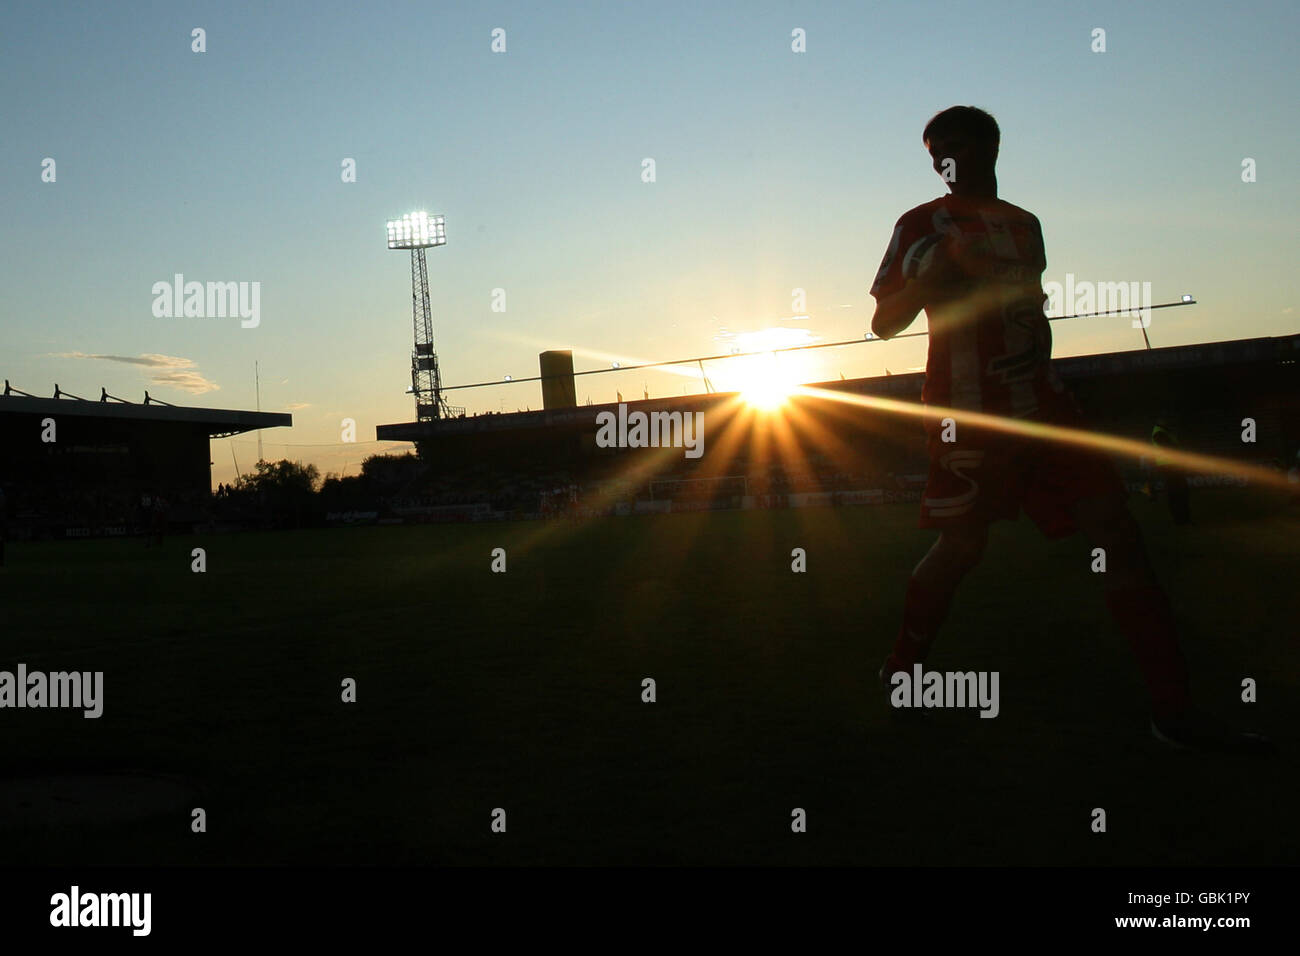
left=913, top=236, right=966, bottom=289
left=940, top=233, right=995, bottom=279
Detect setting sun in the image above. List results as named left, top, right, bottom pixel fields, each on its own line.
left=738, top=356, right=797, bottom=410
left=721, top=328, right=818, bottom=411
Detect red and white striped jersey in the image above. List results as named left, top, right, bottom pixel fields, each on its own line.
left=870, top=194, right=1067, bottom=422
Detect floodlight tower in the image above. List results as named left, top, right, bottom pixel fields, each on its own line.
left=386, top=211, right=455, bottom=421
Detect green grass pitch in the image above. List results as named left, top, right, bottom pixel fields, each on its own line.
left=2, top=486, right=1297, bottom=865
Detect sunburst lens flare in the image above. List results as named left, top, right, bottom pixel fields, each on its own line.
left=741, top=378, right=794, bottom=411
left=726, top=331, right=816, bottom=411
left=735, top=351, right=797, bottom=410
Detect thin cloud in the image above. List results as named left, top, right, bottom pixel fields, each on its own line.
left=53, top=351, right=194, bottom=368
left=284, top=401, right=311, bottom=411
left=54, top=351, right=219, bottom=394
left=149, top=369, right=220, bottom=394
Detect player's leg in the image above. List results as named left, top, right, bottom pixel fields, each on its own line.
left=1020, top=406, right=1190, bottom=715
left=881, top=520, right=990, bottom=680
left=1067, top=493, right=1274, bottom=753
left=1067, top=492, right=1189, bottom=713
left=1068, top=492, right=1155, bottom=588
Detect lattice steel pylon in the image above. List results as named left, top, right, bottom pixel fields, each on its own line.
left=386, top=212, right=460, bottom=421
left=408, top=246, right=449, bottom=421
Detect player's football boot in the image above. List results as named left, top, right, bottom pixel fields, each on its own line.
left=1150, top=710, right=1277, bottom=755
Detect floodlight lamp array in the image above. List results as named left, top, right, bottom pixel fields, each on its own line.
left=387, top=212, right=446, bottom=249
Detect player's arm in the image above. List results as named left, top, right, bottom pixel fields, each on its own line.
left=869, top=213, right=968, bottom=340
left=870, top=278, right=931, bottom=340
left=871, top=246, right=964, bottom=340
left=869, top=214, right=938, bottom=341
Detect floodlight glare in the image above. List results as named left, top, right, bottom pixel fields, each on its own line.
left=1182, top=294, right=1194, bottom=302
left=386, top=211, right=447, bottom=250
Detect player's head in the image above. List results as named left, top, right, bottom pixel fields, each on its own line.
left=923, top=106, right=999, bottom=193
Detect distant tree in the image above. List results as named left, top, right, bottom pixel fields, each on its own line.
left=234, top=459, right=320, bottom=495
left=319, top=472, right=368, bottom=511
left=232, top=459, right=321, bottom=527
left=360, top=452, right=423, bottom=494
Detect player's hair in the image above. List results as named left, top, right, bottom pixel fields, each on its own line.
left=923, top=106, right=1000, bottom=149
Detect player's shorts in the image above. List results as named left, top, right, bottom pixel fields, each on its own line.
left=918, top=394, right=1127, bottom=539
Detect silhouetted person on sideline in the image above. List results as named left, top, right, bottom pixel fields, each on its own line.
left=1151, top=419, right=1191, bottom=524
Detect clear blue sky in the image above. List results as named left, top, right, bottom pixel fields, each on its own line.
left=2, top=0, right=1296, bottom=485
